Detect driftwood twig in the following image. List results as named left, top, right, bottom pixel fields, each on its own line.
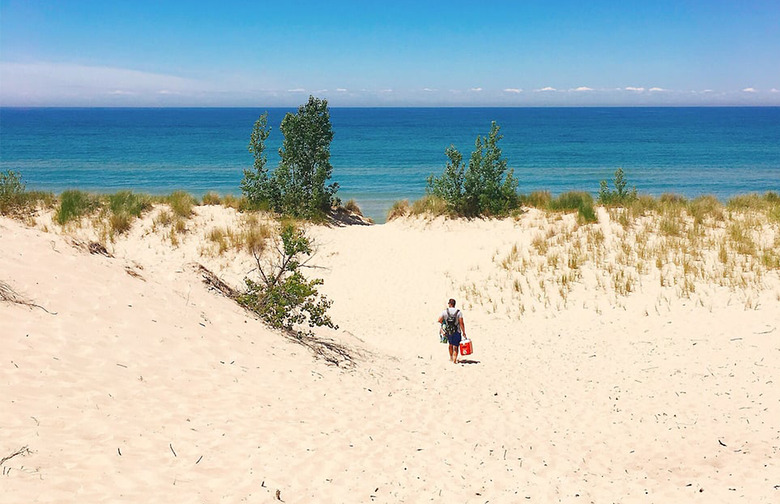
left=0, top=446, right=31, bottom=466
left=0, top=280, right=57, bottom=315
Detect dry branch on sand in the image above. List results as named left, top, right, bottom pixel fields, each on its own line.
left=0, top=280, right=56, bottom=314
left=196, top=263, right=357, bottom=367
left=0, top=446, right=31, bottom=466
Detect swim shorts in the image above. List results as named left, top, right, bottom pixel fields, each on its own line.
left=447, top=332, right=462, bottom=347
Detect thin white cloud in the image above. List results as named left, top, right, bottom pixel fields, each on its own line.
left=624, top=86, right=645, bottom=92
left=423, top=87, right=437, bottom=92
left=287, top=88, right=306, bottom=93
left=742, top=87, right=757, bottom=93
left=535, top=86, right=557, bottom=92
left=315, top=88, right=328, bottom=93
left=701, top=89, right=714, bottom=93
left=571, top=86, right=593, bottom=92
left=0, top=62, right=205, bottom=105
left=380, top=88, right=393, bottom=93
left=771, top=88, right=780, bottom=93
left=649, top=87, right=666, bottom=92
left=469, top=87, right=483, bottom=92
left=503, top=88, right=522, bottom=93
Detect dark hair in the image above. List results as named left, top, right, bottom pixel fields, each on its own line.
left=448, top=298, right=456, bottom=307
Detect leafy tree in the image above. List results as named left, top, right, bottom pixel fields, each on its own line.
left=240, top=96, right=340, bottom=219
left=237, top=223, right=337, bottom=338
left=275, top=96, right=339, bottom=218
left=426, top=145, right=466, bottom=214
left=598, top=167, right=638, bottom=205
left=427, top=121, right=519, bottom=217
left=240, top=112, right=275, bottom=208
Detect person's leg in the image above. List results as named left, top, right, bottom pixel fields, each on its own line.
left=448, top=344, right=454, bottom=361
left=453, top=343, right=460, bottom=364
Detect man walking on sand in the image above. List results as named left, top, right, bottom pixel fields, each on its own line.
left=438, top=298, right=466, bottom=364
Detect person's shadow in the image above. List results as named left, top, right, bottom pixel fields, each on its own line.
left=459, top=359, right=480, bottom=365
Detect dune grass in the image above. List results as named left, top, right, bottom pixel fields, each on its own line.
left=55, top=190, right=101, bottom=226
left=465, top=192, right=780, bottom=317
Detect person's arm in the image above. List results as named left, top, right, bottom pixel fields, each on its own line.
left=437, top=313, right=444, bottom=324
left=459, top=315, right=466, bottom=337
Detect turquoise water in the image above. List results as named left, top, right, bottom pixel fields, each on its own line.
left=1, top=107, right=778, bottom=222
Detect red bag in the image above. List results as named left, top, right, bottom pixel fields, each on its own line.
left=459, top=338, right=473, bottom=356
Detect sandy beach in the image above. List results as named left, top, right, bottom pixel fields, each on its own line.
left=2, top=204, right=779, bottom=503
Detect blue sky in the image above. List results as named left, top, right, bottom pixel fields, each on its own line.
left=1, top=0, right=779, bottom=106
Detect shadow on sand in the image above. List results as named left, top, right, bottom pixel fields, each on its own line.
left=458, top=359, right=480, bottom=365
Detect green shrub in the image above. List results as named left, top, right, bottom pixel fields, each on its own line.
left=427, top=121, right=519, bottom=217
left=56, top=190, right=100, bottom=225
left=237, top=223, right=336, bottom=338
left=598, top=167, right=637, bottom=206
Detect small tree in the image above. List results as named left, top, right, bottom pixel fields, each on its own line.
left=238, top=223, right=337, bottom=338
left=241, top=112, right=275, bottom=208
left=427, top=121, right=519, bottom=217
left=426, top=145, right=466, bottom=214
left=598, top=167, right=638, bottom=205
left=275, top=96, right=339, bottom=218
left=240, top=97, right=340, bottom=219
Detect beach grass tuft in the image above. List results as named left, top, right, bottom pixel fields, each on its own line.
left=166, top=191, right=196, bottom=218
left=410, top=195, right=449, bottom=217
left=201, top=191, right=222, bottom=205
left=343, top=199, right=363, bottom=216
left=386, top=200, right=410, bottom=220
left=56, top=190, right=100, bottom=226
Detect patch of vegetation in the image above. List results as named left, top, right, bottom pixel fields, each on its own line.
left=237, top=223, right=337, bottom=338
left=598, top=167, right=637, bottom=206
left=549, top=191, right=598, bottom=224
left=241, top=96, right=340, bottom=220
left=426, top=121, right=519, bottom=217
left=410, top=195, right=449, bottom=217
left=201, top=191, right=222, bottom=205
left=166, top=190, right=196, bottom=218
left=0, top=170, right=55, bottom=217
left=343, top=199, right=362, bottom=216
left=103, top=190, right=153, bottom=235
left=221, top=194, right=247, bottom=210
left=521, top=190, right=552, bottom=209
left=386, top=200, right=410, bottom=221
left=55, top=190, right=100, bottom=225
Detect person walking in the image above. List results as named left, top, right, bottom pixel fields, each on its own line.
left=438, top=298, right=466, bottom=364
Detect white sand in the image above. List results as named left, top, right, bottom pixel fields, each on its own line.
left=1, top=207, right=778, bottom=503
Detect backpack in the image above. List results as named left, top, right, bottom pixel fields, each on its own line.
left=443, top=309, right=460, bottom=336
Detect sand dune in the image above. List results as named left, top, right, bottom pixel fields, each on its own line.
left=1, top=206, right=778, bottom=503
